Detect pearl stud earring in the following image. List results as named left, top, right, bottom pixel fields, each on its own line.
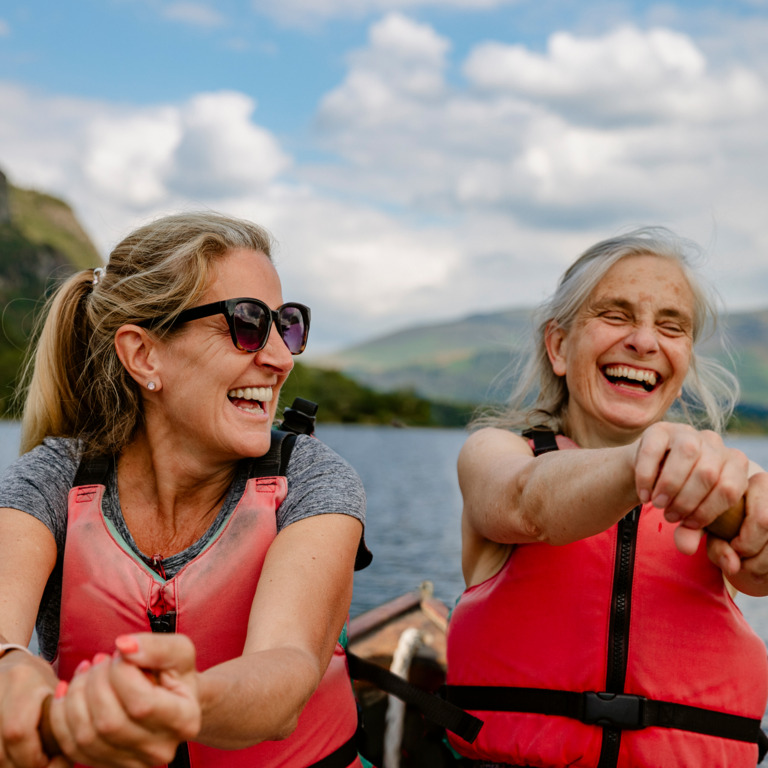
left=147, top=381, right=157, bottom=391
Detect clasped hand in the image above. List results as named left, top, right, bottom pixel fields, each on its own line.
left=634, top=422, right=768, bottom=591
left=46, top=634, right=201, bottom=768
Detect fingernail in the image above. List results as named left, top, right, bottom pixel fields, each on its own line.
left=74, top=659, right=91, bottom=675
left=115, top=635, right=140, bottom=655
left=638, top=489, right=650, bottom=504
left=93, top=653, right=110, bottom=665
left=653, top=494, right=669, bottom=509
left=54, top=680, right=68, bottom=699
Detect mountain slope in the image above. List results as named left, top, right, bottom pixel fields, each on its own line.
left=315, top=306, right=768, bottom=411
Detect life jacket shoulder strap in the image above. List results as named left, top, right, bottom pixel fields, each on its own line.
left=72, top=454, right=113, bottom=486
left=521, top=426, right=559, bottom=456
left=247, top=430, right=297, bottom=479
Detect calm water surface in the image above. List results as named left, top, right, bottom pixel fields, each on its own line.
left=2, top=422, right=768, bottom=647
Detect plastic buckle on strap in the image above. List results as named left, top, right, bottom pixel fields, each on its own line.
left=582, top=692, right=646, bottom=730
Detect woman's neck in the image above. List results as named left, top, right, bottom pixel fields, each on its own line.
left=562, top=412, right=644, bottom=450
left=116, top=432, right=239, bottom=558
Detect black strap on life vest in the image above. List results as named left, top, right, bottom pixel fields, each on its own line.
left=279, top=396, right=319, bottom=436
left=71, top=453, right=113, bottom=486
left=346, top=652, right=483, bottom=744
left=443, top=685, right=767, bottom=755
left=521, top=426, right=559, bottom=456
left=306, top=734, right=359, bottom=768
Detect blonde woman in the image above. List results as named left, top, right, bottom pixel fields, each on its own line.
left=0, top=212, right=367, bottom=768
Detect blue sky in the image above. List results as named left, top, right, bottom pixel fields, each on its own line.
left=2, top=0, right=768, bottom=352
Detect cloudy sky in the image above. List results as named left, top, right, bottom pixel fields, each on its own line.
left=1, top=0, right=767, bottom=353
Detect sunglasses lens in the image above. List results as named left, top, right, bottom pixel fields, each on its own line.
left=233, top=302, right=269, bottom=351
left=279, top=305, right=308, bottom=354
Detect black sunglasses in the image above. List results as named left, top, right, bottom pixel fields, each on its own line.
left=144, top=298, right=311, bottom=355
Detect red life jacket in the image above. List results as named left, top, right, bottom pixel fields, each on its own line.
left=57, top=456, right=362, bottom=768
left=445, top=430, right=768, bottom=767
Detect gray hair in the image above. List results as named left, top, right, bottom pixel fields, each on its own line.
left=474, top=227, right=739, bottom=435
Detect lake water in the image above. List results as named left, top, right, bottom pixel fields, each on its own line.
left=2, top=421, right=768, bottom=654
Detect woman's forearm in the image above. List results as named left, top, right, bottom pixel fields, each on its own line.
left=512, top=446, right=640, bottom=544
left=461, top=429, right=640, bottom=547
left=195, top=647, right=323, bottom=748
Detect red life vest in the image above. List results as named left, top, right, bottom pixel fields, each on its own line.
left=445, top=432, right=768, bottom=767
left=58, top=472, right=362, bottom=768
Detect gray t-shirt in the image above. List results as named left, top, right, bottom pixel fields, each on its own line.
left=0, top=434, right=366, bottom=660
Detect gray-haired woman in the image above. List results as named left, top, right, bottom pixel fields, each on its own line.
left=444, top=227, right=768, bottom=767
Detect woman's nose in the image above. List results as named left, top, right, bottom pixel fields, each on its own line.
left=255, top=323, right=295, bottom=372
left=624, top=324, right=660, bottom=355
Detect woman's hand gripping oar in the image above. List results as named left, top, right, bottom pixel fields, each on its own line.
left=705, top=497, right=746, bottom=541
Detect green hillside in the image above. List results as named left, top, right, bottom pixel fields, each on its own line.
left=314, top=308, right=534, bottom=404
left=279, top=361, right=475, bottom=427
left=314, top=306, right=768, bottom=428
left=9, top=185, right=100, bottom=271
left=0, top=171, right=102, bottom=415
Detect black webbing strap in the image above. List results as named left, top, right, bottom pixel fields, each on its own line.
left=306, top=734, right=359, bottom=768
left=442, top=686, right=764, bottom=746
left=348, top=653, right=483, bottom=743
left=758, top=729, right=768, bottom=763
left=279, top=397, right=319, bottom=436
left=167, top=743, right=191, bottom=768
left=72, top=454, right=112, bottom=486
left=246, top=430, right=296, bottom=479
left=521, top=427, right=559, bottom=456
left=248, top=430, right=373, bottom=572
left=166, top=735, right=360, bottom=768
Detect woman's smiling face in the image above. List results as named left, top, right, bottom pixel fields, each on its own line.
left=147, top=248, right=295, bottom=466
left=545, top=253, right=696, bottom=447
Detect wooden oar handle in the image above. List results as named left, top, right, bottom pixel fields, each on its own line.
left=705, top=497, right=746, bottom=541
left=38, top=694, right=63, bottom=758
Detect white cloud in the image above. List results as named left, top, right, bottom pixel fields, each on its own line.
left=463, top=25, right=764, bottom=124
left=83, top=109, right=181, bottom=207
left=167, top=92, right=291, bottom=197
left=320, top=12, right=450, bottom=122
left=0, top=85, right=291, bottom=253
left=313, top=18, right=768, bottom=220
left=162, top=2, right=225, bottom=27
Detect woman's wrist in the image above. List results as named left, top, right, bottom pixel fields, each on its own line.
left=0, top=643, right=33, bottom=661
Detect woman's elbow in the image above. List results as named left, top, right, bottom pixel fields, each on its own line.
left=269, top=711, right=302, bottom=742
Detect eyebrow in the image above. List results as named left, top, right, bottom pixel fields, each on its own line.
left=590, top=297, right=694, bottom=326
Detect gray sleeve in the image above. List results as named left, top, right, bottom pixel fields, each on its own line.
left=0, top=437, right=79, bottom=552
left=277, top=434, right=366, bottom=531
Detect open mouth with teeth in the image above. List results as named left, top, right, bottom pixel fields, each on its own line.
left=227, top=386, right=274, bottom=414
left=603, top=365, right=659, bottom=393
